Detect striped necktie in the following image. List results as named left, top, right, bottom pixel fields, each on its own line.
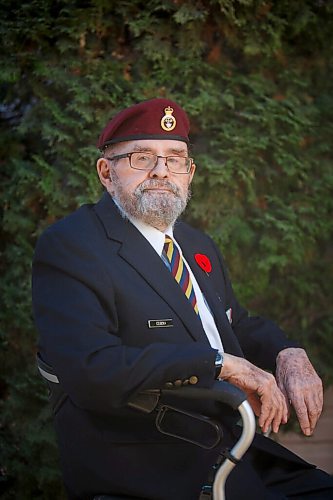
left=163, top=235, right=199, bottom=315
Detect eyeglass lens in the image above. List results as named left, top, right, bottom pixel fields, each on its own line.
left=130, top=152, right=190, bottom=173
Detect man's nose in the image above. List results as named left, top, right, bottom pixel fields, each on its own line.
left=149, top=156, right=169, bottom=178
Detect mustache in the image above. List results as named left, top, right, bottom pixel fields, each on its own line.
left=136, top=179, right=181, bottom=196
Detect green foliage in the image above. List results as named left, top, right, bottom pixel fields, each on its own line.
left=1, top=0, right=332, bottom=496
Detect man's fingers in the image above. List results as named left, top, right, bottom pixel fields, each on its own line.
left=275, top=347, right=324, bottom=435
left=290, top=383, right=323, bottom=435
left=276, top=381, right=291, bottom=422
left=293, top=394, right=321, bottom=436
left=247, top=394, right=261, bottom=417
left=292, top=398, right=311, bottom=435
left=307, top=392, right=323, bottom=433
left=276, top=394, right=289, bottom=431
left=260, top=404, right=279, bottom=434
left=258, top=388, right=286, bottom=434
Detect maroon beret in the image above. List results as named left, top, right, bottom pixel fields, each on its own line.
left=97, top=98, right=190, bottom=150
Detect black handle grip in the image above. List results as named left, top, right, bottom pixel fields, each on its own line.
left=161, top=380, right=246, bottom=410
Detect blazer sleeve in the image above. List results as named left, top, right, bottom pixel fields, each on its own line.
left=210, top=239, right=299, bottom=372
left=32, top=221, right=218, bottom=415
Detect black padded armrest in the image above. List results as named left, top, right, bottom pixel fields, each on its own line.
left=160, top=380, right=246, bottom=410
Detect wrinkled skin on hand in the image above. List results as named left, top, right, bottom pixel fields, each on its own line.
left=275, top=347, right=323, bottom=436
left=220, top=354, right=288, bottom=434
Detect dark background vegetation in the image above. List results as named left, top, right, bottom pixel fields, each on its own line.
left=1, top=0, right=332, bottom=498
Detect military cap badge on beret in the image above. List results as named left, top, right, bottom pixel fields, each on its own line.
left=97, top=98, right=190, bottom=150
left=160, top=106, right=176, bottom=131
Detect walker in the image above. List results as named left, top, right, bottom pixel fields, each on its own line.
left=37, top=356, right=255, bottom=500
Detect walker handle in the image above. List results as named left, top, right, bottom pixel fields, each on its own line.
left=161, top=379, right=247, bottom=409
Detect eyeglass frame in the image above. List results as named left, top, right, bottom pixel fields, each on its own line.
left=105, top=152, right=194, bottom=174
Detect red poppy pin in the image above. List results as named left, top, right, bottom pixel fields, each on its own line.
left=194, top=253, right=212, bottom=274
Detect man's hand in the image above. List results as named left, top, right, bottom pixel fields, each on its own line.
left=276, top=347, right=323, bottom=436
left=220, top=354, right=288, bottom=434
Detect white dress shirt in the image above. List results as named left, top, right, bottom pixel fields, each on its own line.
left=130, top=217, right=224, bottom=353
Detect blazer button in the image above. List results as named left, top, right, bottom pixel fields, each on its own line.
left=174, top=379, right=182, bottom=387
left=189, top=376, right=198, bottom=385
left=183, top=379, right=189, bottom=385
left=164, top=382, right=174, bottom=388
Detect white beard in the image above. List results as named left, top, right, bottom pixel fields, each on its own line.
left=108, top=171, right=190, bottom=230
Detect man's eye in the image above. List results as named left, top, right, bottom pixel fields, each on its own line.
left=136, top=154, right=151, bottom=162
left=168, top=157, right=180, bottom=164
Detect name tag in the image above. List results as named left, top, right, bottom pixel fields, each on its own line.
left=148, top=319, right=173, bottom=328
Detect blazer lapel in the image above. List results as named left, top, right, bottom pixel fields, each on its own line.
left=94, top=193, right=208, bottom=344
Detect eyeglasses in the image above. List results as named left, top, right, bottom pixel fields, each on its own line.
left=106, top=152, right=193, bottom=174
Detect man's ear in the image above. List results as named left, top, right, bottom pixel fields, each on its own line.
left=189, top=162, right=196, bottom=183
left=96, top=158, right=111, bottom=189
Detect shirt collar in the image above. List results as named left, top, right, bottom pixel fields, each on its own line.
left=129, top=217, right=174, bottom=256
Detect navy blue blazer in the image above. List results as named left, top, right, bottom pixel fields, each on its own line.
left=32, top=192, right=307, bottom=500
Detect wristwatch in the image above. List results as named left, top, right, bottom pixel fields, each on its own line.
left=214, top=351, right=224, bottom=379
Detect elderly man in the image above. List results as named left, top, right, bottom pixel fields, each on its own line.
left=32, top=98, right=333, bottom=499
